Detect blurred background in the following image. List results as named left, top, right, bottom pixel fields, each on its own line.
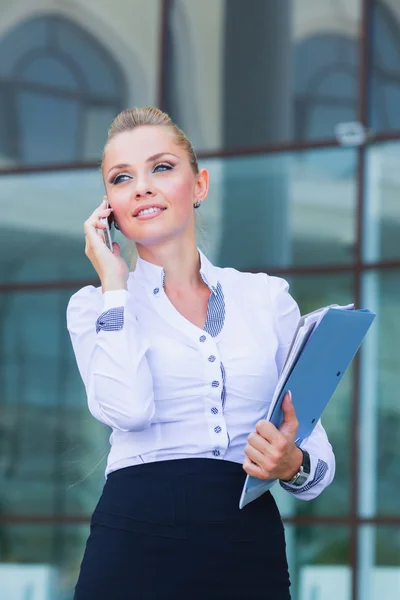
left=0, top=0, right=399, bottom=598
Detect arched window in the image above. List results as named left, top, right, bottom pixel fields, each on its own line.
left=0, top=15, right=126, bottom=165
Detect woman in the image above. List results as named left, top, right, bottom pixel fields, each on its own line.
left=67, top=107, right=335, bottom=600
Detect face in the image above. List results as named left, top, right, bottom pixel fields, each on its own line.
left=102, top=125, right=209, bottom=248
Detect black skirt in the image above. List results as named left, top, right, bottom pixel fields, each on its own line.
left=74, top=458, right=291, bottom=600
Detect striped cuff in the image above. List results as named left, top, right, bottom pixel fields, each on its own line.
left=96, top=307, right=124, bottom=333
left=280, top=458, right=328, bottom=495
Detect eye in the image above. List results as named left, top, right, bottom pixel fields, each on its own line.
left=153, top=162, right=173, bottom=173
left=112, top=173, right=131, bottom=185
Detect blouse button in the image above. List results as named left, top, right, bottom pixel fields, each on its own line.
left=212, top=381, right=219, bottom=387
left=214, top=426, right=222, bottom=433
left=199, top=335, right=206, bottom=343
left=213, top=449, right=221, bottom=457
left=153, top=288, right=160, bottom=295
left=208, top=355, right=216, bottom=362
left=211, top=407, right=218, bottom=415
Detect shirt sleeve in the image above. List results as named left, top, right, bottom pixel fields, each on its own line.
left=268, top=275, right=336, bottom=501
left=66, top=286, right=155, bottom=432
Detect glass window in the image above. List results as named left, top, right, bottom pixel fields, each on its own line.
left=0, top=169, right=139, bottom=284
left=200, top=148, right=357, bottom=270
left=285, top=525, right=351, bottom=600
left=358, top=271, right=400, bottom=517
left=0, top=524, right=89, bottom=600
left=363, top=141, right=400, bottom=262
left=0, top=1, right=164, bottom=166
left=165, top=0, right=361, bottom=151
left=370, top=0, right=400, bottom=132
left=272, top=273, right=354, bottom=518
left=357, top=526, right=400, bottom=600
left=0, top=15, right=125, bottom=165
left=0, top=290, right=108, bottom=517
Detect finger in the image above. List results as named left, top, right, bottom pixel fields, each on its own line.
left=84, top=217, right=108, bottom=235
left=112, top=242, right=121, bottom=256
left=279, top=391, right=299, bottom=437
left=247, top=431, right=270, bottom=454
left=255, top=419, right=282, bottom=444
left=96, top=207, right=113, bottom=219
left=242, top=456, right=264, bottom=478
left=244, top=443, right=266, bottom=466
left=84, top=223, right=107, bottom=250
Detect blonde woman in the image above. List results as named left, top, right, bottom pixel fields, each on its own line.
left=67, top=107, right=335, bottom=600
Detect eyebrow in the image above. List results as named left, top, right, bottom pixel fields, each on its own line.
left=107, top=153, right=180, bottom=177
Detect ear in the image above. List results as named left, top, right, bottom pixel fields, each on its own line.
left=194, top=168, right=209, bottom=206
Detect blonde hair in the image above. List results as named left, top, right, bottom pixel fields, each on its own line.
left=102, top=106, right=199, bottom=173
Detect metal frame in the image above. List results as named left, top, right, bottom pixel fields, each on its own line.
left=1, top=1, right=399, bottom=597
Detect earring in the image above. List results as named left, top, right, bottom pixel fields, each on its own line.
left=193, top=201, right=201, bottom=209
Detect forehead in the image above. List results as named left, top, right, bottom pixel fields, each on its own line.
left=104, top=126, right=184, bottom=166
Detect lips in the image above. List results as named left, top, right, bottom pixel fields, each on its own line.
left=133, top=204, right=166, bottom=217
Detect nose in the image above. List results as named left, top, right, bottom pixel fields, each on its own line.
left=134, top=174, right=155, bottom=199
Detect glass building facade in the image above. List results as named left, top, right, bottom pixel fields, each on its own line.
left=0, top=1, right=400, bottom=598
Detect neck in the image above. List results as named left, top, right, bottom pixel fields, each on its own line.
left=136, top=237, right=203, bottom=292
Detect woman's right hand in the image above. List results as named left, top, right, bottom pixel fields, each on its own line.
left=84, top=200, right=129, bottom=292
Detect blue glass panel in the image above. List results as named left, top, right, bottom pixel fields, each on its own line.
left=54, top=19, right=121, bottom=98
left=370, top=1, right=400, bottom=131
left=20, top=56, right=79, bottom=90
left=18, top=92, right=79, bottom=163
left=202, top=148, right=357, bottom=270
left=0, top=289, right=108, bottom=517
left=0, top=169, right=121, bottom=285
left=0, top=17, right=48, bottom=77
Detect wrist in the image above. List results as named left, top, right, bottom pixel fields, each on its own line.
left=101, top=279, right=128, bottom=293
left=281, top=446, right=303, bottom=482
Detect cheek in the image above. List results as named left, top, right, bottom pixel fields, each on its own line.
left=167, top=179, right=194, bottom=212
left=107, top=186, right=131, bottom=213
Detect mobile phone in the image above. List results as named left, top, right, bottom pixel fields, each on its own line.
left=99, top=199, right=114, bottom=252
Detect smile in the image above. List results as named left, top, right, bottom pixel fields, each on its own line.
left=135, top=207, right=166, bottom=220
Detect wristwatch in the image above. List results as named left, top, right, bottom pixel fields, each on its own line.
left=285, top=449, right=311, bottom=487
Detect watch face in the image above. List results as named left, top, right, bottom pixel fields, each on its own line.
left=292, top=468, right=308, bottom=487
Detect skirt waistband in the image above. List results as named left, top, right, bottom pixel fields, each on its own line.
left=107, top=457, right=244, bottom=479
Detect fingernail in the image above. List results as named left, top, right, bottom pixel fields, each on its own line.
left=287, top=390, right=292, bottom=402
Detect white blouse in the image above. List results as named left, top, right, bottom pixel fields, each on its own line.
left=67, top=249, right=335, bottom=501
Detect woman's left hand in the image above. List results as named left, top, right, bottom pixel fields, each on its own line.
left=243, top=392, right=303, bottom=482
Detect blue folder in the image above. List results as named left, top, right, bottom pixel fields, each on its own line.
left=239, top=307, right=376, bottom=509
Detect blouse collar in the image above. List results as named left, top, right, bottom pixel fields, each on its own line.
left=133, top=248, right=219, bottom=296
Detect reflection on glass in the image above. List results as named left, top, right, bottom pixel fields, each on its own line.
left=358, top=526, right=400, bottom=600
left=364, top=141, right=400, bottom=262
left=200, top=148, right=356, bottom=270
left=0, top=169, right=137, bottom=283
left=285, top=525, right=351, bottom=600
left=358, top=271, right=400, bottom=516
left=165, top=0, right=361, bottom=150
left=0, top=524, right=89, bottom=600
left=273, top=274, right=354, bottom=518
left=0, top=290, right=108, bottom=516
left=370, top=0, right=400, bottom=132
left=0, top=1, right=161, bottom=166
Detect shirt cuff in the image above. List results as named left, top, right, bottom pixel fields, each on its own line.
left=96, top=307, right=124, bottom=333
left=279, top=452, right=329, bottom=495
left=102, top=289, right=130, bottom=310
left=96, top=290, right=130, bottom=334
